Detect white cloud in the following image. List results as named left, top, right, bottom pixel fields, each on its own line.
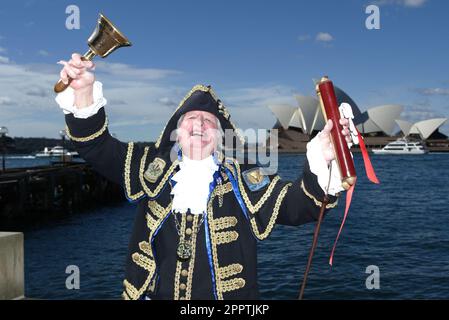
left=37, top=50, right=50, bottom=57
left=416, top=88, right=449, bottom=96
left=401, top=100, right=442, bottom=123
left=375, top=0, right=428, bottom=7
left=0, top=58, right=185, bottom=140
left=158, top=97, right=178, bottom=109
left=298, top=35, right=311, bottom=41
left=25, top=87, right=50, bottom=97
left=315, top=32, right=334, bottom=42
left=404, top=0, right=427, bottom=6
left=0, top=47, right=6, bottom=53
left=2, top=55, right=446, bottom=140
left=95, top=61, right=182, bottom=81
left=0, top=54, right=296, bottom=141
left=0, top=96, right=16, bottom=106
left=0, top=55, right=10, bottom=63
left=220, top=85, right=298, bottom=130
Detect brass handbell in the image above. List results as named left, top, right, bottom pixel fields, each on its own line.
left=54, top=13, right=131, bottom=93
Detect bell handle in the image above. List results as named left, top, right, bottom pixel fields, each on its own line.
left=54, top=50, right=95, bottom=93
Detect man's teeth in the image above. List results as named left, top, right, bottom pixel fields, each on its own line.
left=192, top=132, right=203, bottom=136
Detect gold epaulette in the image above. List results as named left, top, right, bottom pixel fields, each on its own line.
left=223, top=158, right=280, bottom=215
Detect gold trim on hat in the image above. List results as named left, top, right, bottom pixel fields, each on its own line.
left=154, top=84, right=245, bottom=149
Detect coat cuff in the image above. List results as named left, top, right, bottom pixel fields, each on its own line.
left=65, top=107, right=108, bottom=143
left=55, top=81, right=107, bottom=119
left=301, top=158, right=339, bottom=208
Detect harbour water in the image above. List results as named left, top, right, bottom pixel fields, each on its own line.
left=5, top=153, right=449, bottom=299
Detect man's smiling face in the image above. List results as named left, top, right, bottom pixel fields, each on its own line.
left=177, top=110, right=220, bottom=160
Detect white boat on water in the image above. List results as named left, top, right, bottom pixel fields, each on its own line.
left=6, top=155, right=36, bottom=159
left=35, top=146, right=79, bottom=158
left=372, top=138, right=428, bottom=155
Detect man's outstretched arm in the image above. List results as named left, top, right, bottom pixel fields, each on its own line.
left=239, top=119, right=352, bottom=239
left=276, top=119, right=351, bottom=226
left=55, top=53, right=145, bottom=190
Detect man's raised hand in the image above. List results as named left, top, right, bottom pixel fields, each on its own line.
left=58, top=53, right=95, bottom=91
left=57, top=53, right=96, bottom=108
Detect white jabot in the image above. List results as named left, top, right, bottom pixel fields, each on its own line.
left=55, top=81, right=107, bottom=119
left=171, top=155, right=219, bottom=215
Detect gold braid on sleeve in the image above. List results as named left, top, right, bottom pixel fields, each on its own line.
left=300, top=180, right=338, bottom=209
left=65, top=117, right=108, bottom=142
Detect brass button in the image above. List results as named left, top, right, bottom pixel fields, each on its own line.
left=237, top=279, right=245, bottom=288
left=179, top=296, right=185, bottom=300
left=180, top=283, right=187, bottom=290
left=181, top=269, right=188, bottom=277
left=186, top=215, right=193, bottom=222
left=185, top=228, right=192, bottom=235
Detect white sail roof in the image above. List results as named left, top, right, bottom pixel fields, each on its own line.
left=270, top=94, right=447, bottom=140
left=395, top=119, right=413, bottom=136
left=268, top=104, right=297, bottom=130
left=412, top=118, right=447, bottom=140
left=295, top=95, right=325, bottom=134
left=357, top=105, right=403, bottom=135
left=289, top=109, right=303, bottom=128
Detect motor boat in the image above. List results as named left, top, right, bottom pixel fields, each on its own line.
left=35, top=146, right=79, bottom=158
left=372, top=138, right=428, bottom=155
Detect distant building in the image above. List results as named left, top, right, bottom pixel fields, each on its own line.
left=268, top=87, right=449, bottom=152
left=268, top=86, right=363, bottom=151
left=356, top=105, right=404, bottom=136
left=395, top=118, right=447, bottom=140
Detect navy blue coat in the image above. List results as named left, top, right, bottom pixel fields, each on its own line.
left=65, top=106, right=338, bottom=300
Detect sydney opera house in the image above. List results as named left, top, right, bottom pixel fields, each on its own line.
left=268, top=86, right=448, bottom=152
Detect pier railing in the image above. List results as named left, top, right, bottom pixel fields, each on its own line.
left=0, top=162, right=125, bottom=226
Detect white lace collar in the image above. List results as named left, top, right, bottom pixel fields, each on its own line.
left=170, top=155, right=219, bottom=215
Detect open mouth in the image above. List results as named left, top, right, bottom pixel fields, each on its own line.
left=191, top=131, right=204, bottom=137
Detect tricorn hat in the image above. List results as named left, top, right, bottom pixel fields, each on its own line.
left=155, top=84, right=244, bottom=151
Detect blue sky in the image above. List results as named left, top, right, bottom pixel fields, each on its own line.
left=0, top=0, right=448, bottom=140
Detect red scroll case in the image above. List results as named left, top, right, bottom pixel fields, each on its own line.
left=316, top=76, right=356, bottom=190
